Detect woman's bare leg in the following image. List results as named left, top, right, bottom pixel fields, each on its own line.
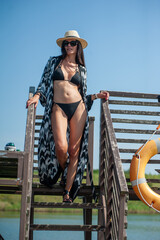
left=51, top=104, right=68, bottom=170
left=65, top=101, right=87, bottom=196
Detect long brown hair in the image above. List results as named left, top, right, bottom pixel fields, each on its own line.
left=61, top=40, right=86, bottom=67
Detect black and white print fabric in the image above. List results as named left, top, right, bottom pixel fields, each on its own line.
left=36, top=56, right=95, bottom=201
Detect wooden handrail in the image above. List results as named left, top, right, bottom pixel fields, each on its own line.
left=98, top=99, right=129, bottom=240
left=108, top=90, right=160, bottom=99
left=102, top=100, right=128, bottom=194
left=20, top=86, right=36, bottom=240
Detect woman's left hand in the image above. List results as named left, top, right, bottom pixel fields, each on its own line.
left=97, top=91, right=109, bottom=101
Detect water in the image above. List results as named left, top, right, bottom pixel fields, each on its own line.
left=0, top=212, right=160, bottom=240
left=127, top=214, right=160, bottom=240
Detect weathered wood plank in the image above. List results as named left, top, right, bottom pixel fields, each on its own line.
left=0, top=151, right=26, bottom=183
left=32, top=202, right=103, bottom=209
left=0, top=190, right=21, bottom=194
left=110, top=109, right=160, bottom=116
left=102, top=101, right=128, bottom=194
left=120, top=147, right=159, bottom=153
left=19, top=153, right=29, bottom=240
left=105, top=91, right=160, bottom=239
left=32, top=184, right=100, bottom=196
left=116, top=138, right=146, bottom=143
left=114, top=128, right=160, bottom=134
left=119, top=149, right=137, bottom=153
left=129, top=187, right=160, bottom=200
left=122, top=159, right=160, bottom=164
left=109, top=100, right=160, bottom=107
left=0, top=179, right=22, bottom=185
left=33, top=167, right=38, bottom=171
left=20, top=86, right=36, bottom=240
left=118, top=195, right=126, bottom=240
left=126, top=178, right=160, bottom=183
left=108, top=91, right=160, bottom=99
left=30, top=224, right=105, bottom=232
left=35, top=115, right=43, bottom=119
left=0, top=186, right=21, bottom=191
left=35, top=130, right=40, bottom=134
left=112, top=118, right=160, bottom=125
left=33, top=175, right=39, bottom=178
left=35, top=122, right=41, bottom=126
left=34, top=137, right=39, bottom=141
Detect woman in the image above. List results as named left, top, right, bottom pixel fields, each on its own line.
left=26, top=30, right=109, bottom=203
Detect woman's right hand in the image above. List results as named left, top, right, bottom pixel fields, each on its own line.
left=26, top=93, right=40, bottom=108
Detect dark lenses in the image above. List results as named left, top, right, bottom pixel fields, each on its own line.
left=64, top=40, right=77, bottom=47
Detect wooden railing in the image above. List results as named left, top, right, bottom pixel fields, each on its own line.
left=20, top=86, right=36, bottom=240
left=108, top=91, right=160, bottom=202
left=98, top=99, right=129, bottom=240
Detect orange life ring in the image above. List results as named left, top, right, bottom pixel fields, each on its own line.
left=130, top=138, right=160, bottom=212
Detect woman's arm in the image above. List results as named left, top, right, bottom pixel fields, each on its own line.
left=91, top=90, right=109, bottom=101
left=26, top=92, right=40, bottom=108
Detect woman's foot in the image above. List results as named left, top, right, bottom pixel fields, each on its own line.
left=63, top=190, right=72, bottom=203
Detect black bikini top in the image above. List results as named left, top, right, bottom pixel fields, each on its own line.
left=52, top=61, right=81, bottom=87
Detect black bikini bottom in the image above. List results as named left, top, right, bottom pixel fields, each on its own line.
left=54, top=100, right=81, bottom=121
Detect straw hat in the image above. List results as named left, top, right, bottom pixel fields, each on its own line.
left=56, top=30, right=88, bottom=49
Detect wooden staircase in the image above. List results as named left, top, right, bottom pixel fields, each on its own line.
left=19, top=87, right=107, bottom=240
left=29, top=184, right=104, bottom=239
left=2, top=88, right=160, bottom=239
left=28, top=190, right=104, bottom=236
left=20, top=87, right=130, bottom=239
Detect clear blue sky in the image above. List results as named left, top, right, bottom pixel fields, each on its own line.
left=1, top=0, right=160, bottom=170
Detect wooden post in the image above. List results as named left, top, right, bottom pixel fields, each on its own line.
left=83, top=117, right=94, bottom=240
left=118, top=194, right=127, bottom=240
left=98, top=100, right=106, bottom=240
left=19, top=152, right=29, bottom=240
left=86, top=117, right=94, bottom=185
left=83, top=196, right=93, bottom=240
left=19, top=87, right=36, bottom=240
left=29, top=193, right=35, bottom=240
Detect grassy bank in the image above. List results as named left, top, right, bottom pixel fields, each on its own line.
left=0, top=170, right=159, bottom=214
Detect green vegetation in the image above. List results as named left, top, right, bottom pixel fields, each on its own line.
left=0, top=170, right=159, bottom=214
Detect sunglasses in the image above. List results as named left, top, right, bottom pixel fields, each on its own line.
left=63, top=40, right=78, bottom=47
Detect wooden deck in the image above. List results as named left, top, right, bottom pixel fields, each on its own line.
left=1, top=88, right=160, bottom=239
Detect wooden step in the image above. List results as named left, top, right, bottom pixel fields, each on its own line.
left=32, top=202, right=103, bottom=209
left=30, top=224, right=105, bottom=232
left=32, top=184, right=100, bottom=197
left=33, top=174, right=87, bottom=180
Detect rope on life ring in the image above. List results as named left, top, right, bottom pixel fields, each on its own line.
left=130, top=124, right=160, bottom=213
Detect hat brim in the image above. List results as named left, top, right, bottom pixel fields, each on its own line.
left=56, top=36, right=88, bottom=49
